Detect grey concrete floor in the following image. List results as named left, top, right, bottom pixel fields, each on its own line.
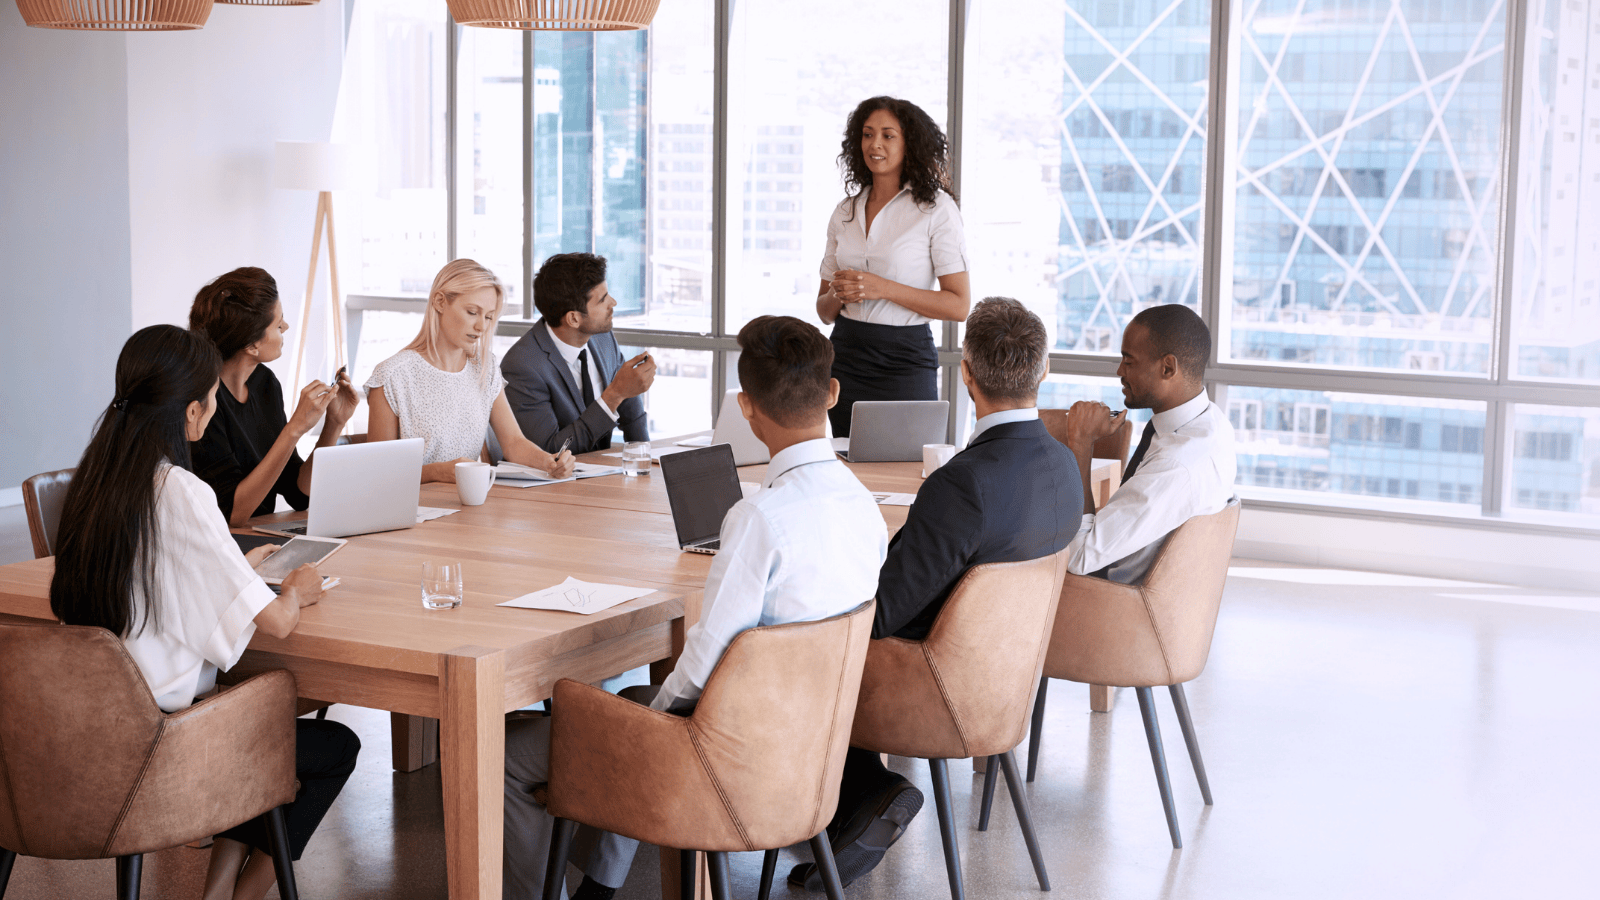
left=2, top=549, right=1597, bottom=899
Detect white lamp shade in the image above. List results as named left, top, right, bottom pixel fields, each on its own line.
left=275, top=141, right=359, bottom=191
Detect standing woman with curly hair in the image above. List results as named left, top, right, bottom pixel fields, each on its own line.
left=817, top=96, right=971, bottom=436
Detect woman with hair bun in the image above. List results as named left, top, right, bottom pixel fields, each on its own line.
left=365, top=259, right=575, bottom=483
left=51, top=324, right=359, bottom=900
left=816, top=95, right=972, bottom=436
left=188, top=267, right=359, bottom=527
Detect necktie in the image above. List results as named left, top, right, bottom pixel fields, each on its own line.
left=577, top=348, right=596, bottom=409
left=1122, top=420, right=1156, bottom=481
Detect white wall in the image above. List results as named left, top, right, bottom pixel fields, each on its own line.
left=0, top=4, right=133, bottom=489
left=1236, top=506, right=1600, bottom=592
left=126, top=0, right=348, bottom=391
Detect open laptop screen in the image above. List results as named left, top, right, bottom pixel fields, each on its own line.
left=659, top=444, right=744, bottom=547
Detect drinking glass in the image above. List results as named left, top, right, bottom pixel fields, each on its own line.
left=622, top=441, right=651, bottom=477
left=421, top=560, right=464, bottom=610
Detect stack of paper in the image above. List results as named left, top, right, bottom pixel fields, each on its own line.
left=496, top=577, right=655, bottom=614
left=494, top=461, right=623, bottom=487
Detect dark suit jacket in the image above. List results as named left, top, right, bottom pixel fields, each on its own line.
left=873, top=418, right=1082, bottom=640
left=501, top=320, right=649, bottom=453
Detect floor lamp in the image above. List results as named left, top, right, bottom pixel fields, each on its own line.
left=276, top=141, right=356, bottom=394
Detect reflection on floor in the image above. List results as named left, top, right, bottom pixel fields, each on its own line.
left=5, top=560, right=1598, bottom=899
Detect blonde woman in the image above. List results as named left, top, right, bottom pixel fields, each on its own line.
left=366, top=260, right=576, bottom=483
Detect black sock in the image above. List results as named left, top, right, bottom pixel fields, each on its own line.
left=572, top=875, right=618, bottom=900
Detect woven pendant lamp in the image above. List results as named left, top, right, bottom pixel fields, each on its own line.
left=16, top=0, right=213, bottom=29
left=445, top=0, right=659, bottom=30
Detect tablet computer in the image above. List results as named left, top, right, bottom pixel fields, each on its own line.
left=232, top=534, right=347, bottom=585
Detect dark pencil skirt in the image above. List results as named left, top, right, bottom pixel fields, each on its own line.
left=828, top=315, right=939, bottom=437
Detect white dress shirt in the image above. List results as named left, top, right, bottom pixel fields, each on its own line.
left=544, top=322, right=618, bottom=421
left=122, top=465, right=277, bottom=712
left=652, top=438, right=888, bottom=713
left=1066, top=391, right=1237, bottom=583
left=820, top=188, right=969, bottom=327
left=968, top=407, right=1039, bottom=445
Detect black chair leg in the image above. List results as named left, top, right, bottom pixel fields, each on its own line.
left=0, top=846, right=15, bottom=899
left=1136, top=686, right=1182, bottom=849
left=543, top=818, right=577, bottom=900
left=1168, top=683, right=1213, bottom=805
left=928, top=758, right=966, bottom=900
left=998, top=750, right=1050, bottom=890
left=977, top=755, right=999, bottom=831
left=808, top=831, right=847, bottom=900
left=1027, top=676, right=1049, bottom=782
left=265, top=805, right=299, bottom=900
left=706, top=851, right=732, bottom=900
left=115, top=854, right=142, bottom=900
left=679, top=849, right=697, bottom=900
left=757, top=848, right=778, bottom=900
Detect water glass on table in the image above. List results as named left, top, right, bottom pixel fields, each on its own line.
left=622, top=441, right=651, bottom=477
left=421, top=560, right=464, bottom=610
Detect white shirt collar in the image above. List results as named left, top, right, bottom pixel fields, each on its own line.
left=1151, top=390, right=1211, bottom=436
left=969, top=407, right=1038, bottom=445
left=544, top=321, right=587, bottom=366
left=762, top=438, right=840, bottom=489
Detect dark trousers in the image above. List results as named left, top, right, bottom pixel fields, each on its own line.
left=828, top=317, right=938, bottom=438
left=829, top=747, right=904, bottom=833
left=219, top=718, right=361, bottom=860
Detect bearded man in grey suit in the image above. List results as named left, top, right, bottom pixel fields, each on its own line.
left=502, top=252, right=654, bottom=453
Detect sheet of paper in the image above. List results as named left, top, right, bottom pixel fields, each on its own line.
left=495, top=462, right=624, bottom=486
left=871, top=492, right=916, bottom=507
left=496, top=577, right=656, bottom=614
left=417, top=506, right=461, bottom=522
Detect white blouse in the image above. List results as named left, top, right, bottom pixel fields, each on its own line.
left=365, top=349, right=504, bottom=465
left=819, top=187, right=969, bottom=327
left=122, top=465, right=277, bottom=713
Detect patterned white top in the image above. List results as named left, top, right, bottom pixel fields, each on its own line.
left=364, top=349, right=504, bottom=465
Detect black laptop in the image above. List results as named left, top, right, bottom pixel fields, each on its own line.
left=659, top=444, right=744, bottom=555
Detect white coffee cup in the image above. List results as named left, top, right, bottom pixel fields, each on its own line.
left=455, top=461, right=497, bottom=506
left=922, top=443, right=956, bottom=478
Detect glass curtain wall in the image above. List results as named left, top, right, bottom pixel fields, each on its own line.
left=343, top=0, right=1600, bottom=528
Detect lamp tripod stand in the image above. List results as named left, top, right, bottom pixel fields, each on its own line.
left=290, top=189, right=346, bottom=398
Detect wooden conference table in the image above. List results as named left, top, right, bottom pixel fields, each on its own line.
left=0, top=443, right=1119, bottom=900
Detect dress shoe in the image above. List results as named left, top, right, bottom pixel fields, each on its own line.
left=787, top=777, right=923, bottom=891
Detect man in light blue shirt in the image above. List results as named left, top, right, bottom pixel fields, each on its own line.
left=502, top=315, right=888, bottom=900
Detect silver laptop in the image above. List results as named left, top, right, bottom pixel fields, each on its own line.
left=659, top=444, right=744, bottom=554
left=256, top=438, right=424, bottom=538
left=842, top=400, right=950, bottom=462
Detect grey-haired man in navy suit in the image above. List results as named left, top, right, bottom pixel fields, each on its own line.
left=502, top=252, right=653, bottom=454
left=791, top=296, right=1083, bottom=892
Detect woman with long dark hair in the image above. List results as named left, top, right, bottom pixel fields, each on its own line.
left=51, top=324, right=359, bottom=900
left=816, top=95, right=972, bottom=436
left=189, top=267, right=359, bottom=527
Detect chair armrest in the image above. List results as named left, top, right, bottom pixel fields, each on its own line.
left=1045, top=573, right=1175, bottom=688
left=105, top=670, right=299, bottom=857
left=547, top=678, right=747, bottom=851
left=849, top=637, right=967, bottom=760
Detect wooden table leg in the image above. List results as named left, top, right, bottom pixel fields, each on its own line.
left=1090, top=684, right=1116, bottom=712
left=660, top=848, right=712, bottom=900
left=650, top=594, right=702, bottom=685
left=391, top=713, right=439, bottom=772
left=442, top=646, right=506, bottom=900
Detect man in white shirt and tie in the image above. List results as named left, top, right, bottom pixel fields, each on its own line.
left=501, top=315, right=888, bottom=900
left=501, top=252, right=655, bottom=454
left=1062, top=304, right=1237, bottom=582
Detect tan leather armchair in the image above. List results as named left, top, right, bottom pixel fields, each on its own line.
left=1016, top=499, right=1240, bottom=850
left=0, top=623, right=302, bottom=900
left=21, top=468, right=73, bottom=559
left=823, top=551, right=1070, bottom=900
left=544, top=601, right=876, bottom=900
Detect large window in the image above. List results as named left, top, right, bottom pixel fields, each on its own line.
left=341, top=0, right=1600, bottom=531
